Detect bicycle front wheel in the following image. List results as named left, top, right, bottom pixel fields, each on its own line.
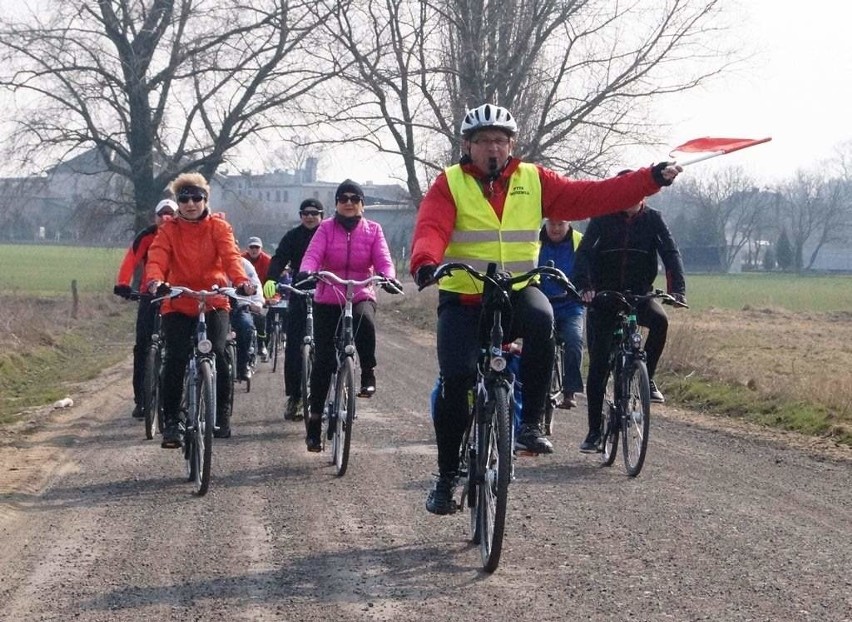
left=622, top=359, right=651, bottom=477
left=600, top=370, right=619, bottom=466
left=300, top=343, right=313, bottom=422
left=477, top=383, right=512, bottom=573
left=271, top=324, right=281, bottom=373
left=143, top=345, right=161, bottom=440
left=331, top=357, right=356, bottom=477
left=193, top=359, right=216, bottom=496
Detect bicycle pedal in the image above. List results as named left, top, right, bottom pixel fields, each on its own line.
left=514, top=449, right=540, bottom=458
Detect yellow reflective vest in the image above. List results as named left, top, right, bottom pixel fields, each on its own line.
left=442, top=163, right=542, bottom=294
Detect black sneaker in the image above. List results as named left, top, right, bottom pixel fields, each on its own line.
left=161, top=421, right=185, bottom=449
left=358, top=368, right=376, bottom=398
left=305, top=416, right=322, bottom=452
left=132, top=404, right=144, bottom=419
left=213, top=426, right=231, bottom=439
left=426, top=473, right=458, bottom=515
left=579, top=431, right=602, bottom=454
left=649, top=380, right=665, bottom=403
left=284, top=397, right=300, bottom=421
left=515, top=423, right=554, bottom=454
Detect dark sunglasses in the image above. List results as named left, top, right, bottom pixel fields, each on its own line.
left=300, top=210, right=322, bottom=216
left=337, top=194, right=362, bottom=205
left=177, top=194, right=206, bottom=204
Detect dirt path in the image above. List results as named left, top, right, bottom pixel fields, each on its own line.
left=0, top=317, right=850, bottom=621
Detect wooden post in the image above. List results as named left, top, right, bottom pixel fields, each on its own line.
left=71, top=279, right=79, bottom=319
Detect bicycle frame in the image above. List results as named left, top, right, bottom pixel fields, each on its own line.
left=278, top=283, right=316, bottom=422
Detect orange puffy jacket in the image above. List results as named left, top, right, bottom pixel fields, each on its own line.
left=146, top=211, right=248, bottom=317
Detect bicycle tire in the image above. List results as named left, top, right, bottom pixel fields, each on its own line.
left=183, top=368, right=196, bottom=483
left=332, top=357, right=356, bottom=477
left=143, top=345, right=160, bottom=440
left=478, top=383, right=512, bottom=573
left=271, top=323, right=280, bottom=373
left=193, top=358, right=216, bottom=496
left=301, top=343, right=313, bottom=423
left=600, top=370, right=619, bottom=466
left=225, top=340, right=236, bottom=414
left=622, top=359, right=651, bottom=477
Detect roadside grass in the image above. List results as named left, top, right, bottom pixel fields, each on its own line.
left=0, top=292, right=134, bottom=422
left=385, top=274, right=852, bottom=447
left=0, top=244, right=124, bottom=295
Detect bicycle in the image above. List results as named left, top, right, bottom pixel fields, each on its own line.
left=592, top=289, right=688, bottom=477
left=425, top=262, right=576, bottom=573
left=278, top=282, right=316, bottom=422
left=154, top=284, right=254, bottom=495
left=301, top=271, right=402, bottom=476
left=266, top=296, right=288, bottom=373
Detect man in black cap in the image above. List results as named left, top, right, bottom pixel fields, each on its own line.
left=263, top=198, right=325, bottom=419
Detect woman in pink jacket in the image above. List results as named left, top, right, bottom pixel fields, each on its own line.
left=298, top=179, right=397, bottom=451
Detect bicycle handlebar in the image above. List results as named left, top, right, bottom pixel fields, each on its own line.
left=151, top=284, right=257, bottom=308
left=276, top=282, right=315, bottom=297
left=428, top=262, right=580, bottom=299
left=590, top=288, right=689, bottom=311
left=302, top=271, right=404, bottom=295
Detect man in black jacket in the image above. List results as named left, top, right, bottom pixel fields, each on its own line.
left=572, top=170, right=686, bottom=453
left=263, top=198, right=324, bottom=419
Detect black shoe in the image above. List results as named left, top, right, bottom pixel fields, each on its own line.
left=515, top=423, right=554, bottom=454
left=649, top=380, right=665, bottom=403
left=284, top=397, right=300, bottom=421
left=214, top=426, right=231, bottom=439
left=306, top=416, right=322, bottom=452
left=161, top=421, right=185, bottom=449
left=557, top=393, right=577, bottom=409
left=132, top=404, right=144, bottom=419
left=358, top=368, right=376, bottom=398
left=238, top=368, right=252, bottom=382
left=426, top=473, right=458, bottom=515
left=579, top=431, right=602, bottom=454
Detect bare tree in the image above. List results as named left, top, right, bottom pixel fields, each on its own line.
left=0, top=0, right=338, bottom=231
left=777, top=170, right=852, bottom=271
left=309, top=0, right=735, bottom=205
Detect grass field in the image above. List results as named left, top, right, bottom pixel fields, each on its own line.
left=0, top=243, right=125, bottom=295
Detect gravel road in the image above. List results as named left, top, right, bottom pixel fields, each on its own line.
left=0, top=314, right=850, bottom=621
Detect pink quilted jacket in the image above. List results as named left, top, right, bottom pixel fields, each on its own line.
left=300, top=217, right=396, bottom=305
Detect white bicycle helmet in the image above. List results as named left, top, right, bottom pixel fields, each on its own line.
left=459, top=104, right=518, bottom=137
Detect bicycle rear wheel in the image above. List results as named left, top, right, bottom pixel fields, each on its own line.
left=622, top=359, right=650, bottom=476
left=477, top=383, right=512, bottom=573
left=600, top=370, right=619, bottom=466
left=193, top=359, right=216, bottom=495
left=301, top=343, right=313, bottom=422
left=331, top=357, right=356, bottom=477
left=225, top=339, right=237, bottom=412
left=143, top=345, right=161, bottom=440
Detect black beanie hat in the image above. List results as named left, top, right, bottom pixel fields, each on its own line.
left=335, top=179, right=364, bottom=200
left=299, top=198, right=324, bottom=212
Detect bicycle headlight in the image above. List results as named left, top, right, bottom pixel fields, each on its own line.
left=344, top=344, right=356, bottom=356
left=490, top=356, right=507, bottom=372
left=197, top=339, right=213, bottom=354
left=631, top=332, right=642, bottom=349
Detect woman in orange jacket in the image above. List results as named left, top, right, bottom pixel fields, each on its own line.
left=146, top=172, right=255, bottom=447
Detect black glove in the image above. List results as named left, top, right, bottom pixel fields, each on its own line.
left=414, top=264, right=437, bottom=289
left=294, top=272, right=313, bottom=290
left=113, top=284, right=133, bottom=299
left=381, top=277, right=403, bottom=294
left=155, top=282, right=171, bottom=297
left=651, top=161, right=675, bottom=187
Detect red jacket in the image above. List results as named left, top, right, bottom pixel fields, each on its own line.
left=146, top=211, right=248, bottom=316
left=115, top=224, right=158, bottom=289
left=410, top=158, right=662, bottom=275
